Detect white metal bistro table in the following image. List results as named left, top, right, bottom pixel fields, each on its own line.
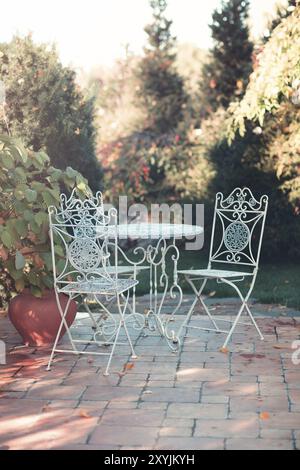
left=99, top=222, right=203, bottom=349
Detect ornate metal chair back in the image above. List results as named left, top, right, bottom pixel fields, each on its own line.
left=48, top=189, right=118, bottom=290
left=208, top=187, right=268, bottom=271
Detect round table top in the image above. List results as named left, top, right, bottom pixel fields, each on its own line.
left=98, top=222, right=203, bottom=239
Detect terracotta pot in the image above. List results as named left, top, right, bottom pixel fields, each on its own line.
left=8, top=289, right=77, bottom=347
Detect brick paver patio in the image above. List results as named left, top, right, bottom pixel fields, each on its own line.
left=0, top=296, right=300, bottom=450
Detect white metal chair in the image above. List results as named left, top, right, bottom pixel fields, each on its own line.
left=47, top=191, right=139, bottom=375
left=177, top=187, right=268, bottom=349
left=60, top=190, right=148, bottom=334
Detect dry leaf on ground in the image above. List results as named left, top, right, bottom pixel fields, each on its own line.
left=260, top=412, right=270, bottom=420
left=219, top=347, right=229, bottom=354
left=123, top=363, right=135, bottom=371
left=79, top=409, right=92, bottom=419
left=115, top=362, right=135, bottom=378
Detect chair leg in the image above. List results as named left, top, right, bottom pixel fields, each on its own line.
left=103, top=320, right=122, bottom=376
left=176, top=292, right=200, bottom=340
left=220, top=277, right=264, bottom=347
left=117, top=292, right=137, bottom=359
left=103, top=291, right=137, bottom=376
left=244, top=303, right=264, bottom=340
left=176, top=277, right=220, bottom=340
left=123, top=320, right=137, bottom=359
left=47, top=292, right=77, bottom=371
left=222, top=302, right=246, bottom=349
left=177, top=274, right=264, bottom=349
left=83, top=297, right=98, bottom=329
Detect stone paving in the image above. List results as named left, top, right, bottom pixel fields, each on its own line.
left=0, top=296, right=300, bottom=450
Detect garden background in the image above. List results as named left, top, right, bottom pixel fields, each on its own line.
left=0, top=0, right=299, bottom=308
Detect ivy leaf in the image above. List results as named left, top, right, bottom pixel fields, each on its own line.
left=35, top=212, right=47, bottom=227
left=47, top=168, right=62, bottom=181
left=25, top=189, right=38, bottom=203
left=1, top=230, right=12, bottom=249
left=66, top=166, right=78, bottom=179
left=15, top=167, right=27, bottom=182
left=24, top=210, right=34, bottom=222
left=42, top=191, right=57, bottom=207
left=15, top=251, right=26, bottom=270
left=41, top=253, right=53, bottom=270
left=15, top=219, right=28, bottom=237
left=2, top=154, right=14, bottom=170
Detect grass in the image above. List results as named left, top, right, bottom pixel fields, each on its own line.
left=126, top=247, right=300, bottom=310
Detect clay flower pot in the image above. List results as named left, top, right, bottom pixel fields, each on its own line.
left=8, top=289, right=77, bottom=347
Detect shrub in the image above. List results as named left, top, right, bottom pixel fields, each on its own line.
left=0, top=134, right=90, bottom=306
left=0, top=35, right=102, bottom=191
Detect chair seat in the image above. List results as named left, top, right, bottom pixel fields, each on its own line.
left=178, top=268, right=253, bottom=279
left=58, top=278, right=138, bottom=295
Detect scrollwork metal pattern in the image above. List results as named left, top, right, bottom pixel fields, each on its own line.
left=224, top=222, right=250, bottom=252
left=210, top=187, right=268, bottom=267
left=69, top=238, right=102, bottom=272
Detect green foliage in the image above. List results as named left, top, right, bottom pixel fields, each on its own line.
left=0, top=35, right=102, bottom=191
left=136, top=0, right=187, bottom=133
left=228, top=6, right=300, bottom=135
left=227, top=5, right=300, bottom=255
left=0, top=134, right=90, bottom=305
left=200, top=0, right=253, bottom=112
left=265, top=103, right=300, bottom=211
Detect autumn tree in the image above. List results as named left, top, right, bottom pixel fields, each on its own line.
left=201, top=0, right=253, bottom=112
left=136, top=0, right=187, bottom=133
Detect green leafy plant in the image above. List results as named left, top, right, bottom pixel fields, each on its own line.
left=226, top=4, right=300, bottom=254
left=228, top=5, right=300, bottom=137
left=0, top=134, right=90, bottom=305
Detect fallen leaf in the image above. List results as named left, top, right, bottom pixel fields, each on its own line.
left=79, top=410, right=92, bottom=419
left=273, top=345, right=290, bottom=350
left=219, top=347, right=229, bottom=354
left=143, top=390, right=153, bottom=395
left=208, top=291, right=216, bottom=297
left=115, top=362, right=135, bottom=377
left=123, top=363, right=134, bottom=371
left=260, top=412, right=270, bottom=420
